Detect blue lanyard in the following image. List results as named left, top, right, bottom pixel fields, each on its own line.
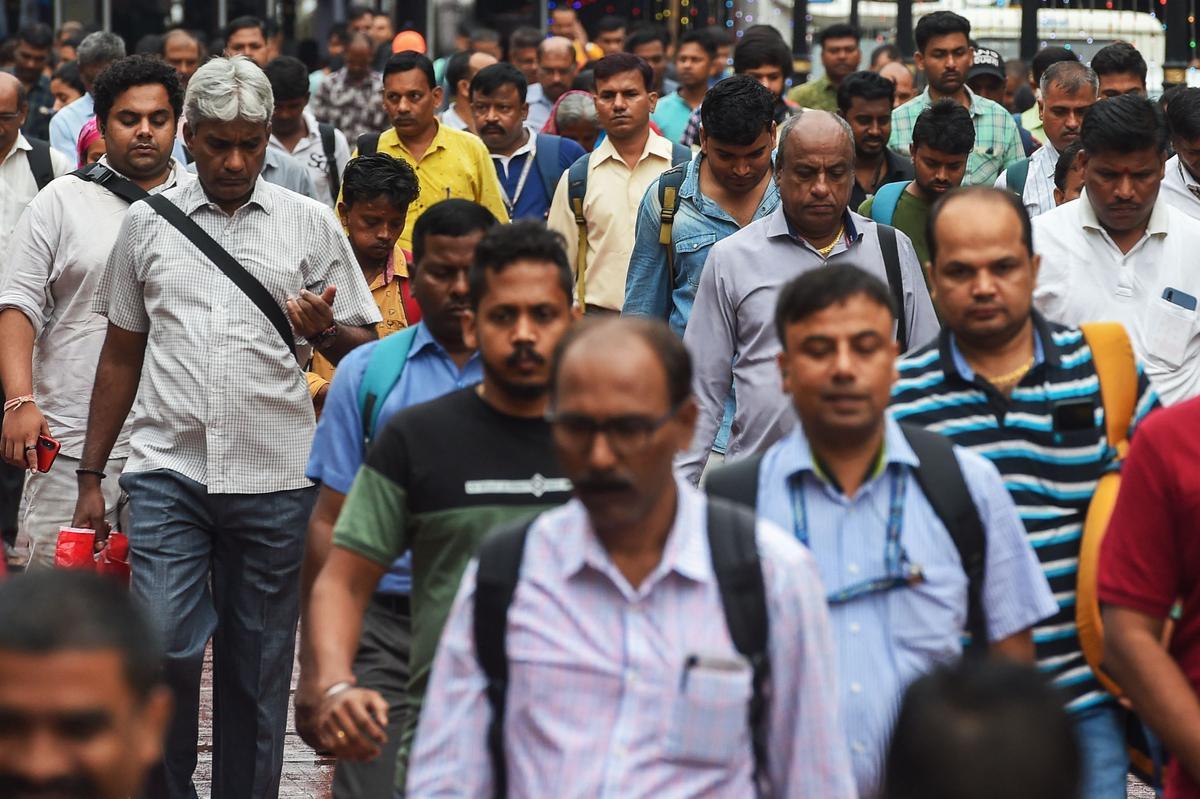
left=791, top=465, right=924, bottom=605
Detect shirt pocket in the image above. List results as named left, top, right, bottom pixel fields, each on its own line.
left=1145, top=296, right=1196, bottom=369
left=664, top=659, right=752, bottom=766
left=673, top=232, right=717, bottom=289
left=888, top=563, right=967, bottom=673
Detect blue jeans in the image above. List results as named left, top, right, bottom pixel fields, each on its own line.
left=121, top=469, right=316, bottom=799
left=1073, top=702, right=1130, bottom=799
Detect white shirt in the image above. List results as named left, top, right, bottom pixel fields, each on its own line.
left=0, top=157, right=193, bottom=458
left=1160, top=154, right=1200, bottom=221
left=994, top=140, right=1058, bottom=218
left=0, top=133, right=73, bottom=253
left=1033, top=190, right=1200, bottom=405
left=439, top=103, right=470, bottom=132
left=267, top=110, right=351, bottom=208
left=526, top=83, right=553, bottom=131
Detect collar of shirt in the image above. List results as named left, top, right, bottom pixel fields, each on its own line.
left=592, top=130, right=674, bottom=170
left=1, top=132, right=31, bottom=165
left=408, top=318, right=474, bottom=365
left=555, top=479, right=712, bottom=589
left=269, top=109, right=323, bottom=153
left=367, top=251, right=399, bottom=291
left=681, top=153, right=780, bottom=224
left=778, top=415, right=919, bottom=485
left=915, top=85, right=986, bottom=120
left=1078, top=187, right=1170, bottom=240
left=1173, top=155, right=1200, bottom=193
left=944, top=314, right=1050, bottom=383
left=179, top=173, right=276, bottom=216
left=96, top=154, right=191, bottom=191
left=381, top=121, right=451, bottom=163
left=771, top=206, right=861, bottom=253
left=490, top=126, right=537, bottom=169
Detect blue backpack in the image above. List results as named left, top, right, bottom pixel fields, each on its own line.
left=355, top=326, right=420, bottom=445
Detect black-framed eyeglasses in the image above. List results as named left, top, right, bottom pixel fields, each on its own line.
left=546, top=404, right=681, bottom=457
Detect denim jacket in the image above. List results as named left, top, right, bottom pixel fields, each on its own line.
left=623, top=153, right=780, bottom=336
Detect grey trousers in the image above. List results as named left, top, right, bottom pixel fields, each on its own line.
left=332, top=591, right=412, bottom=799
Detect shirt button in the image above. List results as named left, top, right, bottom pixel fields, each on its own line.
left=850, top=682, right=862, bottom=694
left=852, top=741, right=867, bottom=754
left=849, top=623, right=861, bottom=634
left=848, top=563, right=860, bottom=575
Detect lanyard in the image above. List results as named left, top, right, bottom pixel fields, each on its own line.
left=791, top=465, right=923, bottom=605
left=498, top=146, right=537, bottom=215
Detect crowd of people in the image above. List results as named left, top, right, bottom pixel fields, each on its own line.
left=2, top=5, right=1200, bottom=799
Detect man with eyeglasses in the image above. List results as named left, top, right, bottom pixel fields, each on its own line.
left=306, top=220, right=576, bottom=791
left=407, top=315, right=856, bottom=797
left=706, top=264, right=1055, bottom=799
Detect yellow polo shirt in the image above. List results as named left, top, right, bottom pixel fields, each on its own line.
left=546, top=131, right=678, bottom=311
left=347, top=122, right=510, bottom=251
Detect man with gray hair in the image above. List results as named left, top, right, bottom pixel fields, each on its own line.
left=995, top=59, right=1097, bottom=218
left=679, top=110, right=938, bottom=483
left=71, top=55, right=382, bottom=798
left=48, top=30, right=125, bottom=159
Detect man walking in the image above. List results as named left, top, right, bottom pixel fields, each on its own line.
left=71, top=56, right=381, bottom=799
left=788, top=24, right=862, bottom=112
left=838, top=70, right=914, bottom=209
left=408, top=316, right=857, bottom=797
left=6, top=24, right=54, bottom=140
left=49, top=31, right=126, bottom=159
left=1161, top=88, right=1200, bottom=220
left=650, top=30, right=716, bottom=143
left=0, top=73, right=72, bottom=253
left=311, top=32, right=390, bottom=144
left=525, top=36, right=577, bottom=130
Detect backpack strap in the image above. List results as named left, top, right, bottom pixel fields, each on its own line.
left=656, top=163, right=688, bottom=291
left=1007, top=157, right=1030, bottom=197
left=71, top=161, right=150, bottom=205
left=318, top=122, right=340, bottom=199
left=703, top=453, right=764, bottom=510
left=532, top=133, right=562, bottom=201
left=670, top=141, right=692, bottom=166
left=705, top=496, right=770, bottom=791
left=566, top=153, right=591, bottom=308
left=473, top=514, right=538, bottom=799
left=356, top=131, right=381, bottom=157
left=356, top=325, right=421, bottom=445
left=877, top=223, right=908, bottom=352
left=1079, top=322, right=1138, bottom=460
left=869, top=180, right=910, bottom=227
left=900, top=423, right=989, bottom=656
left=26, top=136, right=54, bottom=191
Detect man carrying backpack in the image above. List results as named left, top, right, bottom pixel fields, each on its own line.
left=470, top=63, right=585, bottom=220
left=707, top=263, right=1056, bottom=799
left=890, top=187, right=1159, bottom=799
left=408, top=316, right=856, bottom=797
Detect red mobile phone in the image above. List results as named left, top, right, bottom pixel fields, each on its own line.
left=36, top=434, right=60, bottom=472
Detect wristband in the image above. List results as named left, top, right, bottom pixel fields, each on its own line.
left=311, top=323, right=338, bottom=349
left=323, top=680, right=353, bottom=700
left=3, top=395, right=34, bottom=413
left=76, top=468, right=107, bottom=480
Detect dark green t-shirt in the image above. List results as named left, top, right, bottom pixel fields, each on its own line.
left=859, top=187, right=934, bottom=269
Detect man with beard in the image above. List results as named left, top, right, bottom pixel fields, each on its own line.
left=307, top=221, right=577, bottom=790
left=350, top=51, right=507, bottom=252
left=862, top=100, right=974, bottom=268
left=0, top=570, right=172, bottom=799
left=838, top=70, right=914, bottom=209
left=889, top=11, right=1023, bottom=187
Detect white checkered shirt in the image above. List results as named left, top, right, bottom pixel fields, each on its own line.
left=93, top=177, right=382, bottom=494
left=995, top=140, right=1059, bottom=218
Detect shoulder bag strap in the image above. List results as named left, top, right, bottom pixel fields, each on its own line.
left=876, top=223, right=908, bottom=352
left=72, top=162, right=150, bottom=205
left=319, top=122, right=340, bottom=199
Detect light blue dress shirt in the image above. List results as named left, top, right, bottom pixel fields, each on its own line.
left=306, top=322, right=483, bottom=594
left=49, top=93, right=93, bottom=160
left=754, top=414, right=1058, bottom=797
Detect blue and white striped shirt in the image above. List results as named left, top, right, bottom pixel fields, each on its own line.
left=891, top=314, right=1159, bottom=716
left=754, top=415, right=1057, bottom=798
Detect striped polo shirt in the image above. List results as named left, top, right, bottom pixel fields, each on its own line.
left=891, top=313, right=1159, bottom=712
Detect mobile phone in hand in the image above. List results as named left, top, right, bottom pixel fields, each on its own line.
left=36, top=434, right=60, bottom=472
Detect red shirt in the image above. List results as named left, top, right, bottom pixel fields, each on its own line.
left=1099, top=395, right=1200, bottom=798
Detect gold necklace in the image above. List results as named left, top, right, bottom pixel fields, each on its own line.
left=982, top=356, right=1036, bottom=389
left=815, top=225, right=845, bottom=258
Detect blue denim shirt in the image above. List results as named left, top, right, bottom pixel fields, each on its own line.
left=623, top=153, right=780, bottom=336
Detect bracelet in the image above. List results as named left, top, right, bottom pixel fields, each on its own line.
left=323, top=680, right=353, bottom=700
left=75, top=468, right=106, bottom=480
left=2, top=395, right=34, bottom=413
left=311, top=323, right=338, bottom=349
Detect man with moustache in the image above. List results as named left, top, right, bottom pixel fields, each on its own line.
left=838, top=70, right=914, bottom=209
left=525, top=36, right=578, bottom=131
left=307, top=221, right=577, bottom=790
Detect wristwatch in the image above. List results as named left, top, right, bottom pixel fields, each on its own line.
left=310, top=323, right=338, bottom=350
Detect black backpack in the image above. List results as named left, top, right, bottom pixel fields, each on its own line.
left=26, top=136, right=53, bottom=191
left=317, top=122, right=341, bottom=198
left=472, top=497, right=770, bottom=798
left=707, top=423, right=989, bottom=657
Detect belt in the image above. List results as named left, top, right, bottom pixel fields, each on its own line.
left=371, top=592, right=411, bottom=616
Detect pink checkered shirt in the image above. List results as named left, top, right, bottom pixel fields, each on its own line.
left=407, top=481, right=856, bottom=798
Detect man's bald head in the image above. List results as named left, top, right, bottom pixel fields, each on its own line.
left=0, top=73, right=28, bottom=155
left=777, top=110, right=855, bottom=173
left=0, top=72, right=26, bottom=107
left=879, top=61, right=915, bottom=106
left=538, top=36, right=574, bottom=62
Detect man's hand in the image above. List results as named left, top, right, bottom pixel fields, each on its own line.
left=316, top=686, right=389, bottom=761
left=1, top=403, right=49, bottom=470
left=313, top=383, right=330, bottom=418
left=287, top=287, right=337, bottom=340
left=71, top=477, right=111, bottom=543
left=294, top=672, right=325, bottom=750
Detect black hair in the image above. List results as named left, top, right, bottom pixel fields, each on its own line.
left=328, top=22, right=349, bottom=44
left=1161, top=83, right=1188, bottom=116
left=225, top=15, right=266, bottom=42
left=883, top=659, right=1080, bottom=799
left=1167, top=87, right=1200, bottom=141
left=700, top=74, right=775, bottom=145
left=679, top=29, right=717, bottom=60
left=1081, top=93, right=1167, bottom=156
left=384, top=50, right=437, bottom=89
left=411, top=199, right=499, bottom=270
left=704, top=25, right=735, bottom=47
left=92, top=54, right=183, bottom=128
left=51, top=59, right=85, bottom=95
left=1029, top=46, right=1076, bottom=85
left=346, top=4, right=374, bottom=23
left=572, top=70, right=596, bottom=93
left=775, top=265, right=897, bottom=345
left=471, top=62, right=527, bottom=103
left=469, top=27, right=501, bottom=45
left=264, top=18, right=281, bottom=39
left=264, top=56, right=310, bottom=102
left=926, top=186, right=1032, bottom=264
left=1090, top=41, right=1147, bottom=82
left=1053, top=140, right=1084, bottom=192
left=837, top=69, right=895, bottom=111
left=912, top=99, right=975, bottom=155
left=550, top=317, right=693, bottom=408
left=469, top=220, right=573, bottom=310
left=445, top=49, right=474, bottom=90
left=914, top=11, right=971, bottom=53
left=624, top=23, right=670, bottom=53
left=733, top=33, right=794, bottom=80
left=594, top=53, right=654, bottom=93
left=596, top=16, right=627, bottom=35
left=134, top=33, right=162, bottom=55
left=0, top=570, right=164, bottom=700
left=818, top=23, right=860, bottom=47
left=870, top=43, right=901, bottom=68
left=18, top=23, right=53, bottom=49
left=342, top=152, right=420, bottom=210
left=508, top=26, right=543, bottom=52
